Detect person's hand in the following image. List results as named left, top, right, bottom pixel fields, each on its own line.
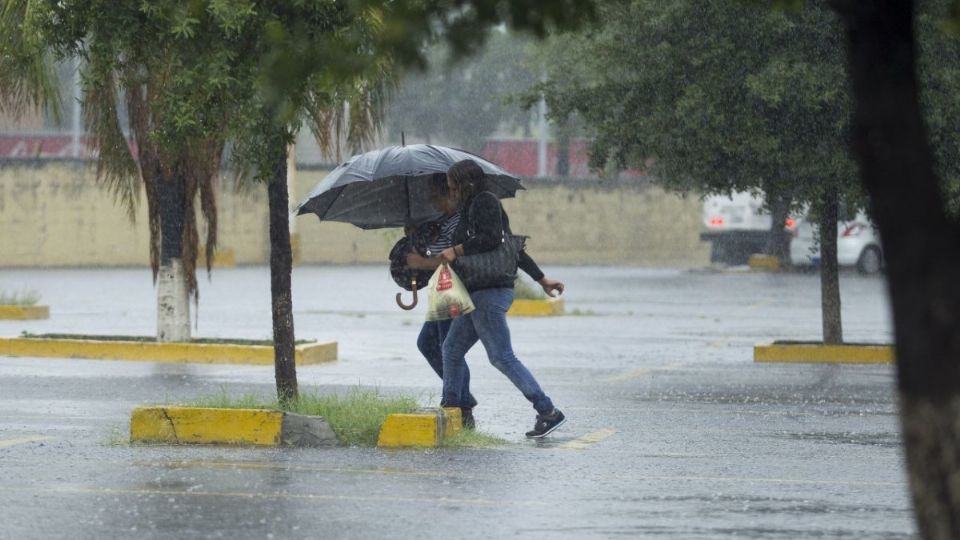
left=406, top=252, right=425, bottom=268
left=440, top=247, right=457, bottom=263
left=538, top=277, right=565, bottom=297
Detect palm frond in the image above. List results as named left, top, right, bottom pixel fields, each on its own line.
left=83, top=57, right=140, bottom=220
left=0, top=0, right=61, bottom=120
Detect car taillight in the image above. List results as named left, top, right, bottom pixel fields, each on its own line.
left=842, top=223, right=864, bottom=237
left=708, top=217, right=724, bottom=227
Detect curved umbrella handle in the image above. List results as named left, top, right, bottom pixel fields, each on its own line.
left=396, top=279, right=419, bottom=310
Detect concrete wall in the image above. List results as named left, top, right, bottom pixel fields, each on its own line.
left=0, top=162, right=710, bottom=268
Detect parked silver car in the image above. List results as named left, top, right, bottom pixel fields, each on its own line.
left=789, top=212, right=883, bottom=274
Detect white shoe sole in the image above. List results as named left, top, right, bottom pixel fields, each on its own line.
left=525, top=417, right=566, bottom=438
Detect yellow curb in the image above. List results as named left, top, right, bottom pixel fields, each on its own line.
left=131, top=406, right=283, bottom=446
left=508, top=298, right=565, bottom=317
left=748, top=254, right=782, bottom=272
left=0, top=306, right=49, bottom=320
left=0, top=337, right=337, bottom=365
left=377, top=408, right=462, bottom=448
left=754, top=343, right=894, bottom=364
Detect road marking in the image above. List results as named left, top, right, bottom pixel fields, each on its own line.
left=0, top=436, right=53, bottom=448
left=604, top=362, right=683, bottom=383
left=558, top=428, right=616, bottom=450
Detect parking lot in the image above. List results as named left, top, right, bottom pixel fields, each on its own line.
left=0, top=265, right=908, bottom=539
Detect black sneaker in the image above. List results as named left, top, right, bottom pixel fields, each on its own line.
left=461, top=408, right=476, bottom=430
left=525, top=409, right=566, bottom=438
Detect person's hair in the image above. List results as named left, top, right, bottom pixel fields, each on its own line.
left=447, top=159, right=485, bottom=207
left=428, top=173, right=451, bottom=210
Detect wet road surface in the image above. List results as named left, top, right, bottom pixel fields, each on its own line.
left=0, top=266, right=910, bottom=538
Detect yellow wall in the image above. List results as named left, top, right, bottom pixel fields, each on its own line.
left=0, top=162, right=709, bottom=267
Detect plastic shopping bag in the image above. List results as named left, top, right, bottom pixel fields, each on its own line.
left=425, top=263, right=476, bottom=321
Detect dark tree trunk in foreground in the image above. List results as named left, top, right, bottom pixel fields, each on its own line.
left=764, top=192, right=792, bottom=262
left=833, top=1, right=960, bottom=537
left=268, top=146, right=298, bottom=403
left=819, top=186, right=842, bottom=344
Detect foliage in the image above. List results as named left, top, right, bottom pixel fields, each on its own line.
left=537, top=0, right=960, bottom=217
left=538, top=1, right=852, bottom=213
left=443, top=428, right=508, bottom=448
left=385, top=32, right=538, bottom=151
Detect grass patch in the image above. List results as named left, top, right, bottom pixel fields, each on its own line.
left=443, top=429, right=508, bottom=448
left=181, top=389, right=419, bottom=447
left=17, top=332, right=313, bottom=346
left=514, top=278, right=547, bottom=300
left=0, top=289, right=41, bottom=306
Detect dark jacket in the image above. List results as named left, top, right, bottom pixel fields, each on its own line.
left=452, top=191, right=544, bottom=290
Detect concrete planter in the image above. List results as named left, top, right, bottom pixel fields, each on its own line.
left=377, top=407, right=463, bottom=448
left=754, top=341, right=893, bottom=364
left=130, top=406, right=338, bottom=447
left=0, top=305, right=50, bottom=320
left=0, top=336, right=337, bottom=365
left=508, top=298, right=565, bottom=317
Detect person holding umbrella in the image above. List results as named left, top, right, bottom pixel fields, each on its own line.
left=405, top=173, right=560, bottom=430
left=437, top=159, right=566, bottom=438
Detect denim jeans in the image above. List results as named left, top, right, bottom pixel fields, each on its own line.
left=441, top=287, right=554, bottom=414
left=417, top=319, right=477, bottom=409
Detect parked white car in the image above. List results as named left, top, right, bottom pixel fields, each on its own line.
left=789, top=212, right=883, bottom=274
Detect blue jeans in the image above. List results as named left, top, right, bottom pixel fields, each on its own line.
left=417, top=319, right=477, bottom=409
left=441, top=288, right=555, bottom=415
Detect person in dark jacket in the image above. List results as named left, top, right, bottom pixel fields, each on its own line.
left=405, top=172, right=559, bottom=430
left=437, top=159, right=566, bottom=438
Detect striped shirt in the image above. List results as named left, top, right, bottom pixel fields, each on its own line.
left=425, top=211, right=461, bottom=256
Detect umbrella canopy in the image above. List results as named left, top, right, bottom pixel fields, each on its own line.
left=294, top=144, right=523, bottom=229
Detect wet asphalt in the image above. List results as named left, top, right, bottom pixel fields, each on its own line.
left=0, top=265, right=910, bottom=539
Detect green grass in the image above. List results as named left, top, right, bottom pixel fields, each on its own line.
left=443, top=429, right=508, bottom=448
left=514, top=278, right=547, bottom=300
left=181, top=389, right=419, bottom=447
left=0, top=289, right=41, bottom=306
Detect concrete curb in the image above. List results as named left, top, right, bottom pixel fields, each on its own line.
left=377, top=407, right=463, bottom=448
left=508, top=298, right=565, bottom=317
left=0, top=337, right=337, bottom=365
left=0, top=305, right=50, bottom=320
left=748, top=254, right=782, bottom=272
left=129, top=406, right=338, bottom=447
left=754, top=343, right=893, bottom=364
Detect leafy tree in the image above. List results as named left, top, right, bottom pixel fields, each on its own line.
left=537, top=0, right=960, bottom=345
left=537, top=1, right=857, bottom=342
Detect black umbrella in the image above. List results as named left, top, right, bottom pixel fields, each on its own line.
left=294, top=144, right=523, bottom=229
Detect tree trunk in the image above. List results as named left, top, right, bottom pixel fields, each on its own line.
left=818, top=186, right=842, bottom=344
left=268, top=145, right=298, bottom=403
left=833, top=1, right=960, bottom=537
left=556, top=116, right=571, bottom=178
left=156, top=170, right=190, bottom=342
left=764, top=192, right=792, bottom=262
